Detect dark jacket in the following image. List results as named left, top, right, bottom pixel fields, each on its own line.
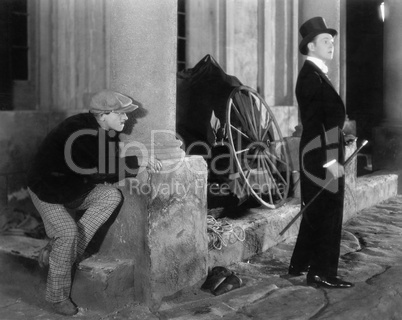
left=296, top=60, right=346, bottom=198
left=28, top=113, right=139, bottom=204
left=290, top=60, right=347, bottom=277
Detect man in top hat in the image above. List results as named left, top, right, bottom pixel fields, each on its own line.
left=28, top=89, right=162, bottom=315
left=288, top=17, right=354, bottom=288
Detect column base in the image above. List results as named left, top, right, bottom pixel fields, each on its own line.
left=120, top=139, right=186, bottom=161
left=91, top=155, right=208, bottom=306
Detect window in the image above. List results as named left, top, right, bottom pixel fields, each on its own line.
left=11, top=0, right=29, bottom=80
left=0, top=0, right=29, bottom=110
left=177, top=0, right=186, bottom=71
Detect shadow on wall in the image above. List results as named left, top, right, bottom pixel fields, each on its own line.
left=121, top=97, right=147, bottom=136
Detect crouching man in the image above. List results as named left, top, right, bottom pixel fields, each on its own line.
left=27, top=90, right=161, bottom=316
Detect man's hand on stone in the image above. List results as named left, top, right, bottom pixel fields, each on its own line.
left=146, top=156, right=162, bottom=173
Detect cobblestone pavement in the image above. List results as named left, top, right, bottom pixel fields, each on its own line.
left=2, top=195, right=402, bottom=319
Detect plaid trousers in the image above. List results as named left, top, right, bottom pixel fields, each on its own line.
left=28, top=184, right=122, bottom=303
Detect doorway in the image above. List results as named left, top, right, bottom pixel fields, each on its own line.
left=346, top=0, right=384, bottom=175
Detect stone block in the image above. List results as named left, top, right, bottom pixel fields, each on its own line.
left=72, top=258, right=135, bottom=312
left=208, top=198, right=301, bottom=268
left=94, top=155, right=208, bottom=306
left=0, top=236, right=135, bottom=313
left=351, top=171, right=398, bottom=217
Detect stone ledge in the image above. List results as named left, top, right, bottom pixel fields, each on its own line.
left=0, top=235, right=135, bottom=312
left=355, top=170, right=398, bottom=210
left=208, top=170, right=399, bottom=268
left=0, top=240, right=135, bottom=313
left=0, top=235, right=46, bottom=259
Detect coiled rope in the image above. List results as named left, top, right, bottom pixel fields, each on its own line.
left=207, top=215, right=246, bottom=250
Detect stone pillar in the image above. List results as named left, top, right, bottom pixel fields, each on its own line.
left=373, top=0, right=402, bottom=171
left=89, top=0, right=208, bottom=307
left=107, top=0, right=183, bottom=161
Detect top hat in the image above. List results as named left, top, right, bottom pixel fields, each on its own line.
left=89, top=90, right=138, bottom=114
left=299, top=17, right=337, bottom=55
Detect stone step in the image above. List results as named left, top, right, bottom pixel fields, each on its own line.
left=72, top=256, right=135, bottom=312
left=208, top=170, right=399, bottom=268
left=0, top=235, right=134, bottom=313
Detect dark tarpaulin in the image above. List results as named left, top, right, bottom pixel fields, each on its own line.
left=176, top=54, right=242, bottom=155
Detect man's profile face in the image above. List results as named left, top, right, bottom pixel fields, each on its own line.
left=308, top=33, right=335, bottom=61
left=102, top=111, right=129, bottom=132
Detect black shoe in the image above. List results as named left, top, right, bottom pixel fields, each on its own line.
left=307, top=275, right=354, bottom=289
left=213, top=274, right=242, bottom=296
left=288, top=265, right=309, bottom=276
left=201, top=267, right=233, bottom=292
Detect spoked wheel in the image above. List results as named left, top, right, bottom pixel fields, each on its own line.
left=226, top=86, right=291, bottom=209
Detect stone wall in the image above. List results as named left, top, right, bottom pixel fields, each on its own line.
left=0, top=111, right=83, bottom=208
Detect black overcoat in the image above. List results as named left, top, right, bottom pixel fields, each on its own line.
left=290, top=60, right=347, bottom=277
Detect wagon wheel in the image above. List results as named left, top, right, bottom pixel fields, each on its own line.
left=226, top=86, right=291, bottom=209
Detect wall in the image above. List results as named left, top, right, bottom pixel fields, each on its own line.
left=1, top=0, right=302, bottom=208
left=0, top=112, right=46, bottom=206
left=299, top=0, right=345, bottom=97
left=0, top=0, right=110, bottom=206
left=0, top=110, right=82, bottom=207
left=37, top=0, right=109, bottom=111
left=346, top=0, right=383, bottom=144
left=186, top=0, right=299, bottom=140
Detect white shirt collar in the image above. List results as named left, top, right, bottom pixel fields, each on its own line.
left=306, top=56, right=328, bottom=74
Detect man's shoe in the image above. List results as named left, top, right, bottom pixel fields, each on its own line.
left=213, top=274, right=242, bottom=296
left=307, top=274, right=354, bottom=289
left=288, top=265, right=309, bottom=276
left=38, top=238, right=56, bottom=268
left=201, top=266, right=233, bottom=292
left=52, top=299, right=78, bottom=316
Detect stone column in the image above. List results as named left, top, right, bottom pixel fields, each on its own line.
left=373, top=0, right=402, bottom=171
left=107, top=0, right=183, bottom=162
left=87, top=0, right=208, bottom=307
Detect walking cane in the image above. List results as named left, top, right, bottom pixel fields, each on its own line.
left=278, top=139, right=368, bottom=237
